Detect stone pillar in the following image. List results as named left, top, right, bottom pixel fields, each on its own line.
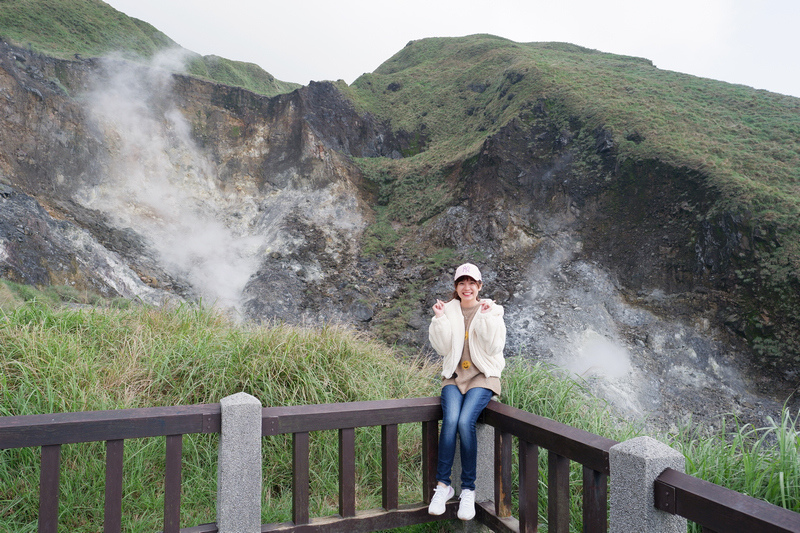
left=217, top=392, right=262, bottom=533
left=452, top=422, right=495, bottom=532
left=609, top=436, right=687, bottom=533
left=451, top=423, right=495, bottom=499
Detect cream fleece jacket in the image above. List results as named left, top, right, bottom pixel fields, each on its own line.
left=429, top=298, right=506, bottom=379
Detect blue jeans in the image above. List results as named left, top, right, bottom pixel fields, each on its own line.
left=436, top=385, right=494, bottom=491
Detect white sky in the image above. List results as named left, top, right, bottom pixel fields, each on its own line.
left=103, top=0, right=800, bottom=98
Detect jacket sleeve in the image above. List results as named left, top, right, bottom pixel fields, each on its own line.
left=428, top=314, right=453, bottom=357
left=470, top=303, right=506, bottom=374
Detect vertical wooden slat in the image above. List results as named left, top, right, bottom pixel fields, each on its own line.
left=548, top=452, right=570, bottom=533
left=293, top=432, right=310, bottom=525
left=164, top=435, right=183, bottom=533
left=519, top=440, right=539, bottom=533
left=381, top=424, right=399, bottom=510
left=338, top=428, right=356, bottom=518
left=38, top=444, right=61, bottom=533
left=494, top=430, right=513, bottom=517
left=104, top=439, right=124, bottom=533
left=422, top=420, right=438, bottom=503
left=583, top=466, right=607, bottom=533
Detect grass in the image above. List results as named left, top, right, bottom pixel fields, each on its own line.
left=672, top=408, right=800, bottom=520
left=0, top=0, right=175, bottom=60
left=0, top=279, right=130, bottom=310
left=355, top=158, right=455, bottom=226
left=1, top=299, right=798, bottom=532
left=0, top=301, right=440, bottom=531
left=185, top=54, right=301, bottom=98
left=0, top=0, right=300, bottom=97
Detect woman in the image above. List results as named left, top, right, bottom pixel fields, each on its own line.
left=427, top=263, right=506, bottom=520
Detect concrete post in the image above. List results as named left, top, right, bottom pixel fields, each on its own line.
left=451, top=423, right=494, bottom=499
left=609, top=436, right=687, bottom=533
left=217, top=392, right=262, bottom=533
left=452, top=422, right=494, bottom=532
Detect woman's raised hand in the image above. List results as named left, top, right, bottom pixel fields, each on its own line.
left=432, top=299, right=445, bottom=317
left=480, top=299, right=493, bottom=313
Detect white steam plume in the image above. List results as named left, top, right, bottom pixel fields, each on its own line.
left=76, top=50, right=263, bottom=310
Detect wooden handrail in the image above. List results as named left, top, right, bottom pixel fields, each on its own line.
left=482, top=400, right=617, bottom=474
left=0, top=404, right=221, bottom=449
left=260, top=396, right=442, bottom=435
left=654, top=467, right=800, bottom=533
left=0, top=398, right=442, bottom=450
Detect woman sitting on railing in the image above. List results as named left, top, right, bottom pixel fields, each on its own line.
left=427, top=263, right=506, bottom=521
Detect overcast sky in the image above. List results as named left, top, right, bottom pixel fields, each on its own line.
left=103, top=0, right=800, bottom=98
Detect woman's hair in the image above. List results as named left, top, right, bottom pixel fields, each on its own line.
left=451, top=275, right=482, bottom=301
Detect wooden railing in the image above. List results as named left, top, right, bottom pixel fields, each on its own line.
left=480, top=401, right=615, bottom=533
left=0, top=403, right=221, bottom=533
left=1, top=397, right=799, bottom=532
left=654, top=468, right=800, bottom=533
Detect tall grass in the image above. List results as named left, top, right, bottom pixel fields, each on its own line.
left=0, top=302, right=439, bottom=531
left=1, top=302, right=798, bottom=532
left=502, top=358, right=640, bottom=530
left=672, top=408, right=800, bottom=517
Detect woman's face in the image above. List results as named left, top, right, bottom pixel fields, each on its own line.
left=456, top=277, right=482, bottom=306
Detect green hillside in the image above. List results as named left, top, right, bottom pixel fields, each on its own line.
left=0, top=0, right=300, bottom=97
left=351, top=35, right=800, bottom=224
left=348, top=35, right=800, bottom=363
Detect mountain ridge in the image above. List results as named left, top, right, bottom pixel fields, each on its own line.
left=344, top=35, right=800, bottom=370
left=1, top=2, right=799, bottom=419
left=0, top=0, right=301, bottom=97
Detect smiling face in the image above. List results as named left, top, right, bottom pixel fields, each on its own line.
left=455, top=276, right=482, bottom=307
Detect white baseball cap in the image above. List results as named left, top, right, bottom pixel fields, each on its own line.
left=454, top=263, right=482, bottom=282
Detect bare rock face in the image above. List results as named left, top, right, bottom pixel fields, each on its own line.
left=0, top=42, right=386, bottom=324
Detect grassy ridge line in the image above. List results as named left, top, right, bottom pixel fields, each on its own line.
left=350, top=35, right=800, bottom=226
left=0, top=0, right=176, bottom=59
left=185, top=54, right=301, bottom=98
left=0, top=294, right=797, bottom=531
left=0, top=0, right=301, bottom=97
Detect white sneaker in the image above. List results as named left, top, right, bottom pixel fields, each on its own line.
left=428, top=484, right=454, bottom=515
left=457, top=488, right=476, bottom=520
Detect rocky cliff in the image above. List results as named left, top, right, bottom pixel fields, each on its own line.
left=1, top=37, right=798, bottom=427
